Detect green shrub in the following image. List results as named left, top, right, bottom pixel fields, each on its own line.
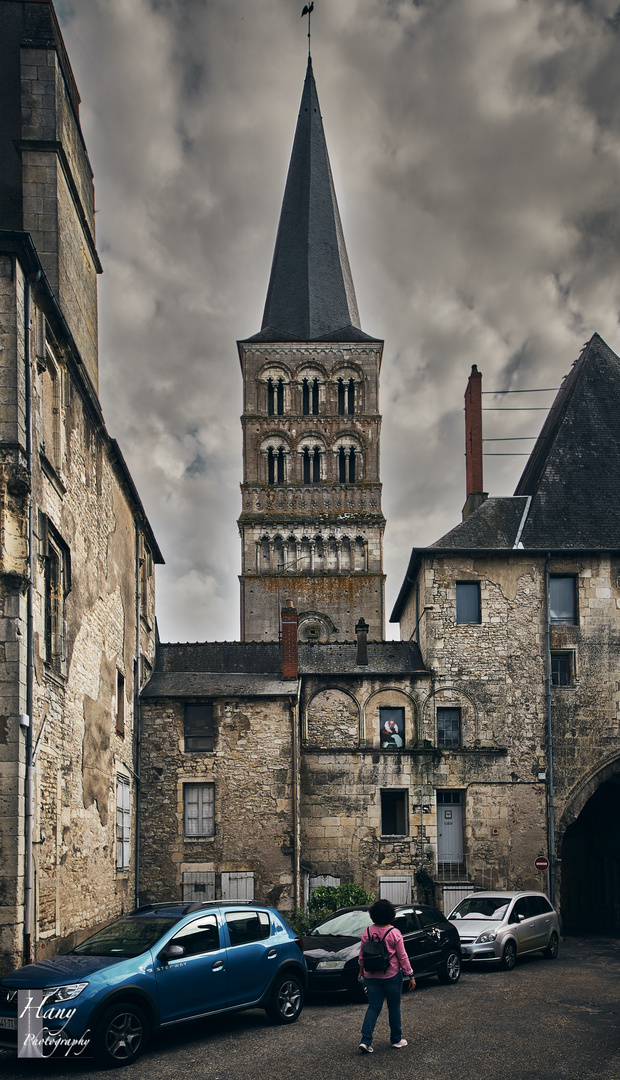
left=308, top=883, right=374, bottom=920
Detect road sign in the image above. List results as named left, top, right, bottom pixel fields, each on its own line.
left=534, top=855, right=549, bottom=872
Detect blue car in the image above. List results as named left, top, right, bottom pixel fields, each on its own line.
left=0, top=902, right=307, bottom=1066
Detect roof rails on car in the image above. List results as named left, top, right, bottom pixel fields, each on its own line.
left=133, top=900, right=257, bottom=916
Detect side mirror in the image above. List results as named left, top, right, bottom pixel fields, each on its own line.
left=517, top=914, right=525, bottom=922
left=158, top=943, right=185, bottom=962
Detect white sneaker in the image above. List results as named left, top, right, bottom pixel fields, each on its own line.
left=359, top=1043, right=374, bottom=1053
left=392, top=1039, right=408, bottom=1049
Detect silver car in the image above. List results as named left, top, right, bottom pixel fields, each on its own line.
left=448, top=891, right=560, bottom=970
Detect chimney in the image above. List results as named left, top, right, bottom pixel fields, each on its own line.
left=355, top=617, right=369, bottom=666
left=281, top=600, right=298, bottom=679
left=462, top=364, right=488, bottom=520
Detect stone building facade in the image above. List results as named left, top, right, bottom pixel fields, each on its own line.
left=0, top=0, right=161, bottom=971
left=140, top=48, right=620, bottom=933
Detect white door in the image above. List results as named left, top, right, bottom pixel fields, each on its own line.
left=437, top=794, right=464, bottom=864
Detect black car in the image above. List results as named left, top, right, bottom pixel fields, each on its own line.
left=302, top=904, right=462, bottom=999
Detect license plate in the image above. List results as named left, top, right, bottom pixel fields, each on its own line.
left=0, top=1017, right=17, bottom=1030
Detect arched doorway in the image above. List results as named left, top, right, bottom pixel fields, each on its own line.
left=561, top=774, right=620, bottom=934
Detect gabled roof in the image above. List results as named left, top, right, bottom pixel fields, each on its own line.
left=390, top=333, right=620, bottom=622
left=245, top=59, right=378, bottom=345
left=515, top=333, right=620, bottom=548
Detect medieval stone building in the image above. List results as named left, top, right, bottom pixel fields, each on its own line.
left=140, top=53, right=620, bottom=934
left=0, top=0, right=161, bottom=971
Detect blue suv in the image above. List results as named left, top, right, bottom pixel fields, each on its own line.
left=0, top=902, right=307, bottom=1066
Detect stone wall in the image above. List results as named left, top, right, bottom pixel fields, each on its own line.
left=139, top=696, right=296, bottom=910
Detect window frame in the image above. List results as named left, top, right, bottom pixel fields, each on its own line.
left=551, top=651, right=574, bottom=687
left=116, top=669, right=125, bottom=737
left=437, top=706, right=461, bottom=749
left=549, top=575, right=577, bottom=625
left=183, top=782, right=215, bottom=837
left=116, top=775, right=131, bottom=870
left=380, top=789, right=408, bottom=837
left=456, top=581, right=481, bottom=625
left=379, top=706, right=405, bottom=749
left=184, top=703, right=215, bottom=752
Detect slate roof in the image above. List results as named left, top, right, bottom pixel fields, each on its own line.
left=390, top=333, right=620, bottom=621
left=141, top=639, right=428, bottom=698
left=244, top=59, right=378, bottom=344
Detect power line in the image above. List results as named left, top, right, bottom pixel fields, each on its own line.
left=482, top=387, right=560, bottom=394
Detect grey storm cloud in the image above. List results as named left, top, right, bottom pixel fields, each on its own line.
left=55, top=0, right=620, bottom=642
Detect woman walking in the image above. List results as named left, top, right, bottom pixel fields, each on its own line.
left=358, top=898, right=415, bottom=1053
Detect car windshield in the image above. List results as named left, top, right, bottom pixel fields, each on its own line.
left=449, top=897, right=510, bottom=921
left=310, top=910, right=372, bottom=938
left=70, top=917, right=178, bottom=957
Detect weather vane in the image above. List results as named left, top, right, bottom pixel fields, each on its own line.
left=301, top=3, right=314, bottom=58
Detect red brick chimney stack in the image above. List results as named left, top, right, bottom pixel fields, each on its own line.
left=281, top=600, right=298, bottom=679
left=462, top=364, right=488, bottom=520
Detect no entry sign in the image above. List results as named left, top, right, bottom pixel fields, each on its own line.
left=534, top=855, right=549, bottom=872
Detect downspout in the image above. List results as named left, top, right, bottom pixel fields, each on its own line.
left=291, top=680, right=302, bottom=910
left=544, top=555, right=556, bottom=905
left=134, top=524, right=142, bottom=908
left=23, top=268, right=41, bottom=964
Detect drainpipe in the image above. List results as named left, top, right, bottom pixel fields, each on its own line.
left=23, top=269, right=41, bottom=965
left=291, top=681, right=302, bottom=910
left=134, top=524, right=142, bottom=908
left=544, top=555, right=556, bottom=904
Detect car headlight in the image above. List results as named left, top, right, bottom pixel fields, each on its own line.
left=475, top=931, right=497, bottom=944
left=316, top=960, right=346, bottom=971
left=42, top=983, right=88, bottom=1004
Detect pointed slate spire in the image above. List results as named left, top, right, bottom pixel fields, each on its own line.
left=256, top=59, right=371, bottom=343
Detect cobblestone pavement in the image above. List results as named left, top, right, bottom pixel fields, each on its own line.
left=1, top=936, right=619, bottom=1080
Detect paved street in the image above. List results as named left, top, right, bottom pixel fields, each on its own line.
left=1, top=936, right=619, bottom=1080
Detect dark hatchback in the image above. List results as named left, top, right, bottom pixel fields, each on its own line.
left=302, top=904, right=462, bottom=999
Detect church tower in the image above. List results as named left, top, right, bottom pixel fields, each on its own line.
left=238, top=59, right=385, bottom=642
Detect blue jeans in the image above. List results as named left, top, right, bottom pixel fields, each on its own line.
left=360, top=973, right=403, bottom=1046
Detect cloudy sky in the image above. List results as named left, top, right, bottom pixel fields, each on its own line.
left=55, top=0, right=620, bottom=642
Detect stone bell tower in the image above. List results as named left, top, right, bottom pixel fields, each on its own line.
left=238, top=58, right=385, bottom=643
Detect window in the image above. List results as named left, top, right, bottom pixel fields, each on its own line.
left=379, top=707, right=405, bottom=749
left=42, top=520, right=70, bottom=672
left=551, top=652, right=572, bottom=686
left=116, top=775, right=131, bottom=869
left=221, top=871, right=256, bottom=902
left=172, top=914, right=219, bottom=955
left=339, top=446, right=356, bottom=483
left=184, top=704, right=214, bottom=751
left=267, top=446, right=285, bottom=485
left=183, top=782, right=215, bottom=836
left=437, top=707, right=460, bottom=748
left=182, top=871, right=216, bottom=902
left=303, top=447, right=321, bottom=483
left=225, top=908, right=269, bottom=944
left=456, top=581, right=481, bottom=624
left=267, top=377, right=284, bottom=416
left=550, top=576, right=576, bottom=624
left=302, top=378, right=319, bottom=415
left=116, top=670, right=125, bottom=736
left=337, top=378, right=355, bottom=416
left=380, top=790, right=408, bottom=836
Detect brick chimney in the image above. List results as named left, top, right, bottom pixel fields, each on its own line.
left=462, top=364, right=488, bottom=520
left=281, top=600, right=298, bottom=679
left=355, top=617, right=369, bottom=666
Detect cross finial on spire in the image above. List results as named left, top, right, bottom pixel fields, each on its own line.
left=301, top=3, right=314, bottom=58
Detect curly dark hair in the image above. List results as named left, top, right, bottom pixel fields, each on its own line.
left=368, top=898, right=396, bottom=925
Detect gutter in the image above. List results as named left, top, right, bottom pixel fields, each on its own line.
left=544, top=555, right=557, bottom=905
left=23, top=267, right=41, bottom=965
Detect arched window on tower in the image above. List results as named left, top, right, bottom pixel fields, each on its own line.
left=312, top=378, right=319, bottom=415
left=337, top=378, right=345, bottom=416
left=303, top=446, right=321, bottom=483
left=348, top=447, right=356, bottom=482
left=339, top=446, right=346, bottom=483
left=303, top=447, right=311, bottom=484
left=268, top=447, right=285, bottom=484
left=276, top=378, right=284, bottom=415
left=339, top=446, right=357, bottom=483
left=313, top=446, right=321, bottom=482
left=302, top=378, right=310, bottom=415
left=267, top=378, right=275, bottom=416
left=347, top=378, right=355, bottom=415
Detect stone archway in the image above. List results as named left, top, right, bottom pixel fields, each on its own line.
left=560, top=772, right=620, bottom=934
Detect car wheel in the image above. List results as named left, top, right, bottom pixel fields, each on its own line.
left=438, top=949, right=461, bottom=984
left=265, top=972, right=304, bottom=1024
left=500, top=940, right=517, bottom=971
left=95, top=1001, right=149, bottom=1067
left=543, top=932, right=559, bottom=959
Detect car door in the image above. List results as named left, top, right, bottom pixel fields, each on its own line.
left=394, top=909, right=439, bottom=974
left=528, top=895, right=553, bottom=949
left=154, top=913, right=228, bottom=1023
left=223, top=909, right=275, bottom=1006
left=508, top=897, right=539, bottom=954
